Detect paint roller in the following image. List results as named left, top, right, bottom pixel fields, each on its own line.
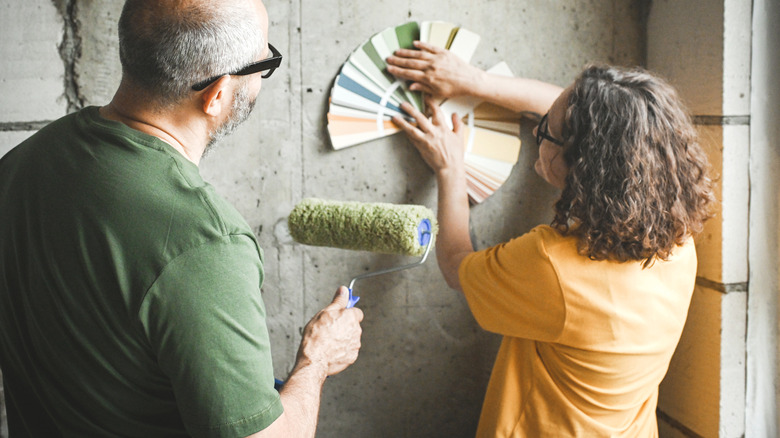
left=288, top=198, right=438, bottom=307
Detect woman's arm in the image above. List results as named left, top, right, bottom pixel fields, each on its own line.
left=386, top=41, right=563, bottom=118
left=392, top=98, right=473, bottom=292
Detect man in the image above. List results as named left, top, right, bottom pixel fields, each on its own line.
left=0, top=0, right=363, bottom=436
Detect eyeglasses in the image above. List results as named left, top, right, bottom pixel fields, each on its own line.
left=536, top=113, right=565, bottom=147
left=192, top=43, right=283, bottom=91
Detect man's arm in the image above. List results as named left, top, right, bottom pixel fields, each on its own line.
left=248, top=287, right=362, bottom=438
left=386, top=41, right=563, bottom=118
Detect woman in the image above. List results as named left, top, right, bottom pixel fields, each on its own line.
left=387, top=42, right=714, bottom=437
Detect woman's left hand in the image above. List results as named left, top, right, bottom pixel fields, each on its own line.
left=386, top=41, right=482, bottom=100
left=392, top=98, right=465, bottom=178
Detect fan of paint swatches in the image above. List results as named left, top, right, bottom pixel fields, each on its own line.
left=439, top=61, right=523, bottom=204
left=327, top=21, right=522, bottom=205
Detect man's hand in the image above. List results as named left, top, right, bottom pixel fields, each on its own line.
left=250, top=287, right=363, bottom=438
left=296, top=286, right=363, bottom=378
left=386, top=41, right=483, bottom=99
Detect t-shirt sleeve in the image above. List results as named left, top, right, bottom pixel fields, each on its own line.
left=138, top=234, right=283, bottom=438
left=458, top=226, right=566, bottom=341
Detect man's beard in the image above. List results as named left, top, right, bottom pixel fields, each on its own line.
left=204, top=83, right=256, bottom=156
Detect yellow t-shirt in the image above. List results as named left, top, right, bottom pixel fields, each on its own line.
left=459, top=225, right=697, bottom=437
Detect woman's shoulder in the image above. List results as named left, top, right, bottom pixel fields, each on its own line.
left=522, top=225, right=698, bottom=269
left=496, top=225, right=580, bottom=262
left=523, top=224, right=578, bottom=247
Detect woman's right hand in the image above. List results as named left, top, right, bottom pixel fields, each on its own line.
left=386, top=41, right=483, bottom=100
left=394, top=98, right=473, bottom=294
left=392, top=97, right=465, bottom=177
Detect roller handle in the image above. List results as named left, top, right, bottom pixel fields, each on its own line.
left=345, top=222, right=433, bottom=308
left=277, top=221, right=432, bottom=386
left=347, top=290, right=360, bottom=308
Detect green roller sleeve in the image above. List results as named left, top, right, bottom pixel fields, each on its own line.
left=288, top=198, right=438, bottom=256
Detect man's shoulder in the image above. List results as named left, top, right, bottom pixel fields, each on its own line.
left=1, top=110, right=81, bottom=162
left=10, top=105, right=255, bottom=257
left=105, top=154, right=255, bottom=256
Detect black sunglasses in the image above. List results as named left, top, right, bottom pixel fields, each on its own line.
left=192, top=43, right=283, bottom=91
left=536, top=113, right=565, bottom=147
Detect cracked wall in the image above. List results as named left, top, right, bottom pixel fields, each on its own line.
left=0, top=1, right=645, bottom=436
left=52, top=0, right=86, bottom=112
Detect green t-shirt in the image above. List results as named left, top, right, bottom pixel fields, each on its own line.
left=0, top=107, right=283, bottom=437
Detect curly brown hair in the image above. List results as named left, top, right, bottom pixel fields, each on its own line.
left=552, top=65, right=715, bottom=267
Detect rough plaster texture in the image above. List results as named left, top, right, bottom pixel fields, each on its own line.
left=722, top=0, right=752, bottom=116
left=0, top=1, right=647, bottom=437
left=0, top=0, right=67, bottom=122
left=719, top=291, right=747, bottom=437
left=646, top=0, right=724, bottom=115
left=746, top=0, right=780, bottom=436
left=718, top=124, right=749, bottom=284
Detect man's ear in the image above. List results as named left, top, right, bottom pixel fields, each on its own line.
left=200, top=75, right=233, bottom=117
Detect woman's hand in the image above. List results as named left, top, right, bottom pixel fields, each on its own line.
left=394, top=97, right=473, bottom=293
left=392, top=97, right=465, bottom=177
left=386, top=41, right=483, bottom=100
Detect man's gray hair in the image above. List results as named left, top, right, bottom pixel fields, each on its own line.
left=118, top=0, right=265, bottom=106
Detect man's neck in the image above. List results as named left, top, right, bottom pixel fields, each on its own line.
left=99, top=89, right=206, bottom=165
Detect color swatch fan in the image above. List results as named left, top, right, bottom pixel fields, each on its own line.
left=327, top=21, right=522, bottom=205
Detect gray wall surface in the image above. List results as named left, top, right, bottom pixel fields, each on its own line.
left=0, top=1, right=645, bottom=436
left=748, top=0, right=780, bottom=435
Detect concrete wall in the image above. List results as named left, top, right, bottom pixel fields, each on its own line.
left=0, top=1, right=645, bottom=436
left=747, top=0, right=780, bottom=436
